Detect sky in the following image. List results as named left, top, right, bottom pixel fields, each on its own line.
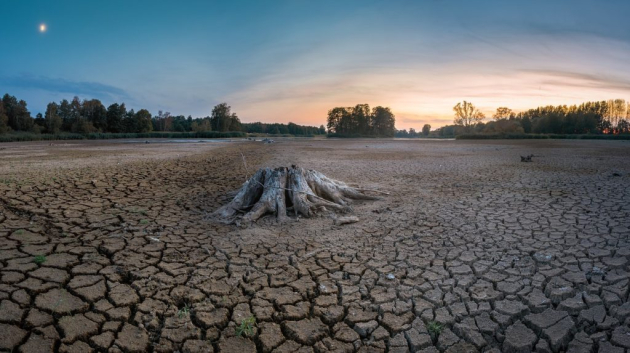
left=1, top=0, right=629, bottom=129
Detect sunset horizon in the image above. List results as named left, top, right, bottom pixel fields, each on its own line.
left=2, top=1, right=629, bottom=130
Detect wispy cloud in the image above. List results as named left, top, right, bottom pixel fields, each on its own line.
left=0, top=74, right=130, bottom=101
left=522, top=70, right=630, bottom=91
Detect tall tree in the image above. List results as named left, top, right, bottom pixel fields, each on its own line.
left=371, top=106, right=396, bottom=137
left=58, top=99, right=73, bottom=131
left=353, top=104, right=371, bottom=134
left=326, top=107, right=352, bottom=134
left=122, top=109, right=136, bottom=133
left=135, top=109, right=153, bottom=133
left=422, top=124, right=431, bottom=136
left=70, top=96, right=82, bottom=123
left=211, top=103, right=229, bottom=131
left=2, top=94, right=34, bottom=131
left=228, top=113, right=241, bottom=131
left=45, top=102, right=62, bottom=134
left=0, top=102, right=9, bottom=133
left=154, top=110, right=173, bottom=132
left=106, top=103, right=126, bottom=133
left=453, top=101, right=485, bottom=128
left=82, top=99, right=107, bottom=131
left=606, top=99, right=627, bottom=132
left=210, top=103, right=241, bottom=132
left=68, top=96, right=94, bottom=133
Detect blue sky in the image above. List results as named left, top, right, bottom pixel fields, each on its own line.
left=1, top=0, right=629, bottom=128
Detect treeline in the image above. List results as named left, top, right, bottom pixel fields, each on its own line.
left=395, top=124, right=432, bottom=138
left=242, top=122, right=325, bottom=136
left=0, top=94, right=322, bottom=137
left=432, top=99, right=630, bottom=137
left=0, top=131, right=245, bottom=143
left=327, top=104, right=396, bottom=137
left=152, top=103, right=243, bottom=133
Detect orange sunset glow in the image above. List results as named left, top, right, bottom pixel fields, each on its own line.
left=230, top=35, right=630, bottom=130
left=2, top=1, right=629, bottom=130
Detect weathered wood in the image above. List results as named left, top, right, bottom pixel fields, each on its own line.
left=334, top=216, right=359, bottom=225
left=243, top=167, right=288, bottom=223
left=288, top=166, right=348, bottom=217
left=214, top=168, right=267, bottom=222
left=214, top=165, right=381, bottom=224
left=305, top=169, right=380, bottom=202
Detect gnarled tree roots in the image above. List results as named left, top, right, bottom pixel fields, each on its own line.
left=214, top=165, right=381, bottom=224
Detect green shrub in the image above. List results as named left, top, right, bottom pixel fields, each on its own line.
left=427, top=321, right=443, bottom=338
left=177, top=304, right=191, bottom=318
left=235, top=316, right=256, bottom=337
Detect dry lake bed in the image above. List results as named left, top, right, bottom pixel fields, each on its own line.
left=1, top=138, right=629, bottom=353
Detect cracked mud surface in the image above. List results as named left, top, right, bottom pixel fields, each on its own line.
left=1, top=138, right=629, bottom=353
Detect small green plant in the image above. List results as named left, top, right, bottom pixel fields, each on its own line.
left=177, top=304, right=190, bottom=318
left=15, top=229, right=24, bottom=235
left=61, top=233, right=69, bottom=238
left=427, top=321, right=443, bottom=338
left=140, top=219, right=149, bottom=225
left=236, top=316, right=256, bottom=337
left=34, top=255, right=47, bottom=265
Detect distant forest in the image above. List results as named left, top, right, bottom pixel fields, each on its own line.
left=326, top=104, right=397, bottom=137
left=400, top=99, right=630, bottom=138
left=2, top=93, right=629, bottom=140
left=0, top=94, right=324, bottom=136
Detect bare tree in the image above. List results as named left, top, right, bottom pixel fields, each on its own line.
left=453, top=101, right=485, bottom=128
left=156, top=110, right=171, bottom=131
left=607, top=99, right=626, bottom=131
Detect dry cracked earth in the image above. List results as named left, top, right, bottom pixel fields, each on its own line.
left=1, top=138, right=629, bottom=353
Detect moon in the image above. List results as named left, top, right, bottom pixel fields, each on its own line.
left=39, top=24, right=46, bottom=33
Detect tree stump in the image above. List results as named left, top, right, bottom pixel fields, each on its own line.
left=214, top=165, right=382, bottom=224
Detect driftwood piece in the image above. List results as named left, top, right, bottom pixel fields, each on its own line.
left=521, top=154, right=534, bottom=162
left=214, top=165, right=381, bottom=224
left=334, top=216, right=360, bottom=225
